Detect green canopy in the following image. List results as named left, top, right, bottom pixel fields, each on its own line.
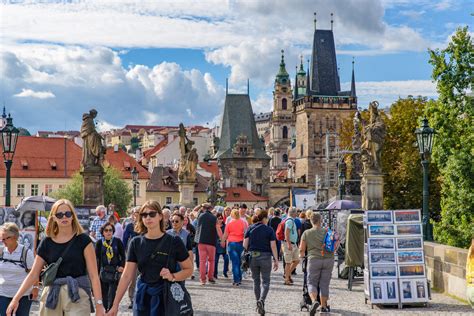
left=344, top=214, right=364, bottom=267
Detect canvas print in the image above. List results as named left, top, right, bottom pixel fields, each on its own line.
left=394, top=210, right=421, bottom=224
left=1, top=208, right=20, bottom=226
left=19, top=230, right=36, bottom=251
left=401, top=280, right=413, bottom=300
left=370, top=265, right=397, bottom=278
left=396, top=224, right=422, bottom=236
left=396, top=237, right=423, bottom=250
left=368, top=238, right=395, bottom=251
left=19, top=210, right=36, bottom=230
left=370, top=252, right=396, bottom=264
left=397, top=251, right=424, bottom=264
left=398, top=264, right=426, bottom=278
left=385, top=279, right=399, bottom=302
left=367, top=211, right=393, bottom=224
left=370, top=280, right=384, bottom=301
left=415, top=279, right=428, bottom=300
left=400, top=279, right=429, bottom=303
left=370, top=279, right=399, bottom=304
left=368, top=224, right=395, bottom=237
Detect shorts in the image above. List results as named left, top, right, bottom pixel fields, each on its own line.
left=282, top=242, right=299, bottom=263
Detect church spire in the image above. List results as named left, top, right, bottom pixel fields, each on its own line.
left=275, top=49, right=289, bottom=84
left=2, top=104, right=6, bottom=119
left=294, top=66, right=299, bottom=100
left=351, top=57, right=356, bottom=97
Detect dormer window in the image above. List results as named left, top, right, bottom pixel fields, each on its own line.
left=49, top=160, right=57, bottom=170
left=21, top=160, right=28, bottom=170
left=123, top=161, right=131, bottom=171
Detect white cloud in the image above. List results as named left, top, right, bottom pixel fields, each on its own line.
left=96, top=120, right=120, bottom=133
left=13, top=88, right=55, bottom=99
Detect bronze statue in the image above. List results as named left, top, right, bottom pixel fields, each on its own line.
left=178, top=123, right=198, bottom=182
left=360, top=101, right=386, bottom=173
left=80, top=109, right=105, bottom=168
left=206, top=174, right=219, bottom=204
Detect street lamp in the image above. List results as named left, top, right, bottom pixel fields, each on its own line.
left=0, top=114, right=19, bottom=207
left=415, top=117, right=435, bottom=241
left=338, top=160, right=346, bottom=200
left=131, top=166, right=139, bottom=207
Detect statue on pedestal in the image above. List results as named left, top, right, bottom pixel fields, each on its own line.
left=360, top=101, right=386, bottom=173
left=178, top=123, right=198, bottom=182
left=81, top=109, right=106, bottom=169
left=206, top=175, right=219, bottom=205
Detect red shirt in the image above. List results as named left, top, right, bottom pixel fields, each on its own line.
left=225, top=219, right=246, bottom=242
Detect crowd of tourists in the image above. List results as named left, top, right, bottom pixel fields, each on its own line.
left=0, top=199, right=340, bottom=316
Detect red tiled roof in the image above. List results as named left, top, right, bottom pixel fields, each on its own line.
left=198, top=161, right=219, bottom=179
left=0, top=136, right=150, bottom=180
left=275, top=169, right=288, bottom=178
left=142, top=139, right=168, bottom=160
left=223, top=187, right=268, bottom=202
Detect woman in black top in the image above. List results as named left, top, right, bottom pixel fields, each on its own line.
left=244, top=209, right=279, bottom=315
left=95, top=222, right=125, bottom=312
left=107, top=200, right=193, bottom=316
left=7, top=199, right=104, bottom=316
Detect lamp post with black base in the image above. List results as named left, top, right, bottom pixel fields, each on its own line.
left=0, top=115, right=19, bottom=207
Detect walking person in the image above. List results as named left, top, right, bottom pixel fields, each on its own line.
left=214, top=213, right=229, bottom=279
left=6, top=199, right=104, bottom=316
left=122, top=207, right=138, bottom=309
left=267, top=209, right=282, bottom=260
left=221, top=209, right=246, bottom=286
left=243, top=210, right=279, bottom=315
left=194, top=203, right=222, bottom=285
left=0, top=223, right=36, bottom=316
left=108, top=214, right=124, bottom=241
left=167, top=212, right=194, bottom=270
left=106, top=200, right=193, bottom=316
left=90, top=205, right=108, bottom=242
left=299, top=212, right=335, bottom=314
left=283, top=207, right=300, bottom=285
left=95, top=222, right=125, bottom=312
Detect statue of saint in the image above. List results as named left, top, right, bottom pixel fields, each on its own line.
left=352, top=111, right=363, bottom=150
left=80, top=109, right=105, bottom=168
left=360, top=101, right=386, bottom=173
left=206, top=174, right=219, bottom=204
left=178, top=123, right=199, bottom=182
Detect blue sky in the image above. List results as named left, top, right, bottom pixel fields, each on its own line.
left=0, top=0, right=471, bottom=133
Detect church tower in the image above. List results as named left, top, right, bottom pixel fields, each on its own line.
left=268, top=50, right=295, bottom=179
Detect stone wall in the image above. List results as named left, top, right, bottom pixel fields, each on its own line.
left=424, top=241, right=468, bottom=301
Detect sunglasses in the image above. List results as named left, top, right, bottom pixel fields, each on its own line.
left=140, top=211, right=158, bottom=218
left=104, top=229, right=113, bottom=232
left=171, top=220, right=181, bottom=224
left=55, top=211, right=73, bottom=219
left=1, top=236, right=12, bottom=242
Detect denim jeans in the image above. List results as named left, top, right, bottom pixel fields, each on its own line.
left=0, top=295, right=32, bottom=316
left=214, top=253, right=229, bottom=278
left=249, top=253, right=272, bottom=302
left=227, top=241, right=244, bottom=283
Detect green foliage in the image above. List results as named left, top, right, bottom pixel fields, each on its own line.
left=427, top=26, right=474, bottom=248
left=382, top=96, right=441, bottom=219
left=129, top=137, right=140, bottom=153
left=51, top=166, right=133, bottom=217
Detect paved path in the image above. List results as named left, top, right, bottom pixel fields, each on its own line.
left=31, top=263, right=471, bottom=315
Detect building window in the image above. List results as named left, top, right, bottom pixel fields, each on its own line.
left=166, top=197, right=172, bottom=204
left=282, top=154, right=288, bottom=163
left=17, top=184, right=25, bottom=197
left=58, top=184, right=66, bottom=190
left=282, top=126, right=288, bottom=139
left=193, top=198, right=198, bottom=206
left=256, top=168, right=262, bottom=179
left=237, top=168, right=244, bottom=178
left=256, top=184, right=262, bottom=194
left=237, top=183, right=244, bottom=187
left=44, top=184, right=53, bottom=196
left=282, top=98, right=287, bottom=110
left=31, top=184, right=39, bottom=196
left=300, top=144, right=304, bottom=156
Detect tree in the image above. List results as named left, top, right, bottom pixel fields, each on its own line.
left=381, top=97, right=441, bottom=219
left=52, top=166, right=133, bottom=217
left=427, top=26, right=474, bottom=248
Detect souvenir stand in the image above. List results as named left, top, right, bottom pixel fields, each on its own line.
left=363, top=210, right=430, bottom=309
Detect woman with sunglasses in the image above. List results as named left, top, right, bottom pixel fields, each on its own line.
left=6, top=199, right=104, bottom=316
left=107, top=200, right=193, bottom=316
left=214, top=213, right=229, bottom=279
left=95, top=222, right=125, bottom=312
left=167, top=212, right=194, bottom=270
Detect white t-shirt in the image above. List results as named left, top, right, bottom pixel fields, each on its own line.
left=0, top=244, right=34, bottom=297
left=114, top=222, right=124, bottom=241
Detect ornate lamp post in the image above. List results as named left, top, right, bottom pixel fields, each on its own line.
left=338, top=160, right=347, bottom=200
left=131, top=167, right=139, bottom=207
left=0, top=115, right=19, bottom=207
left=415, top=118, right=435, bottom=241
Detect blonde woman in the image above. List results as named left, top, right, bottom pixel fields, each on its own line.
left=221, top=209, right=246, bottom=286
left=106, top=200, right=193, bottom=316
left=6, top=199, right=104, bottom=316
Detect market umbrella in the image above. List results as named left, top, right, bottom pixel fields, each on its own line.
left=16, top=196, right=57, bottom=213
left=325, top=199, right=361, bottom=210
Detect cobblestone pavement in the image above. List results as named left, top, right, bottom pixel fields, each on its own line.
left=31, top=263, right=471, bottom=315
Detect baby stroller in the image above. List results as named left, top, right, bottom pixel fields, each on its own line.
left=300, top=256, right=320, bottom=311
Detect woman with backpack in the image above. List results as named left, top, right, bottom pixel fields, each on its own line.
left=106, top=200, right=193, bottom=316
left=243, top=210, right=279, bottom=315
left=95, top=222, right=125, bottom=312
left=7, top=199, right=105, bottom=316
left=299, top=212, right=336, bottom=315
left=0, top=223, right=36, bottom=316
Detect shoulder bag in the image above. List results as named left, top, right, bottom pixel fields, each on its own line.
left=40, top=235, right=77, bottom=286
left=163, top=235, right=193, bottom=316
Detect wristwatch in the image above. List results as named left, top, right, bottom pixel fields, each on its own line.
left=95, top=299, right=103, bottom=305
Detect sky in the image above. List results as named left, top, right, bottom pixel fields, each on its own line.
left=0, top=0, right=472, bottom=133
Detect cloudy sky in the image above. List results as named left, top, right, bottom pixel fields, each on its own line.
left=0, top=0, right=471, bottom=133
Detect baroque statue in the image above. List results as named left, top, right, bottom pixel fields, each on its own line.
left=206, top=174, right=219, bottom=205
left=360, top=101, right=386, bottom=173
left=81, top=109, right=106, bottom=169
left=178, top=123, right=198, bottom=182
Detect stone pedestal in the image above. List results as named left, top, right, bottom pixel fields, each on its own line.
left=178, top=181, right=195, bottom=207
left=361, top=172, right=384, bottom=210
left=81, top=167, right=104, bottom=207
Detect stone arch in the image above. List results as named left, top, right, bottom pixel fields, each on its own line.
left=273, top=196, right=291, bottom=208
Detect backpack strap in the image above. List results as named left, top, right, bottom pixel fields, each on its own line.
left=20, top=245, right=30, bottom=273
